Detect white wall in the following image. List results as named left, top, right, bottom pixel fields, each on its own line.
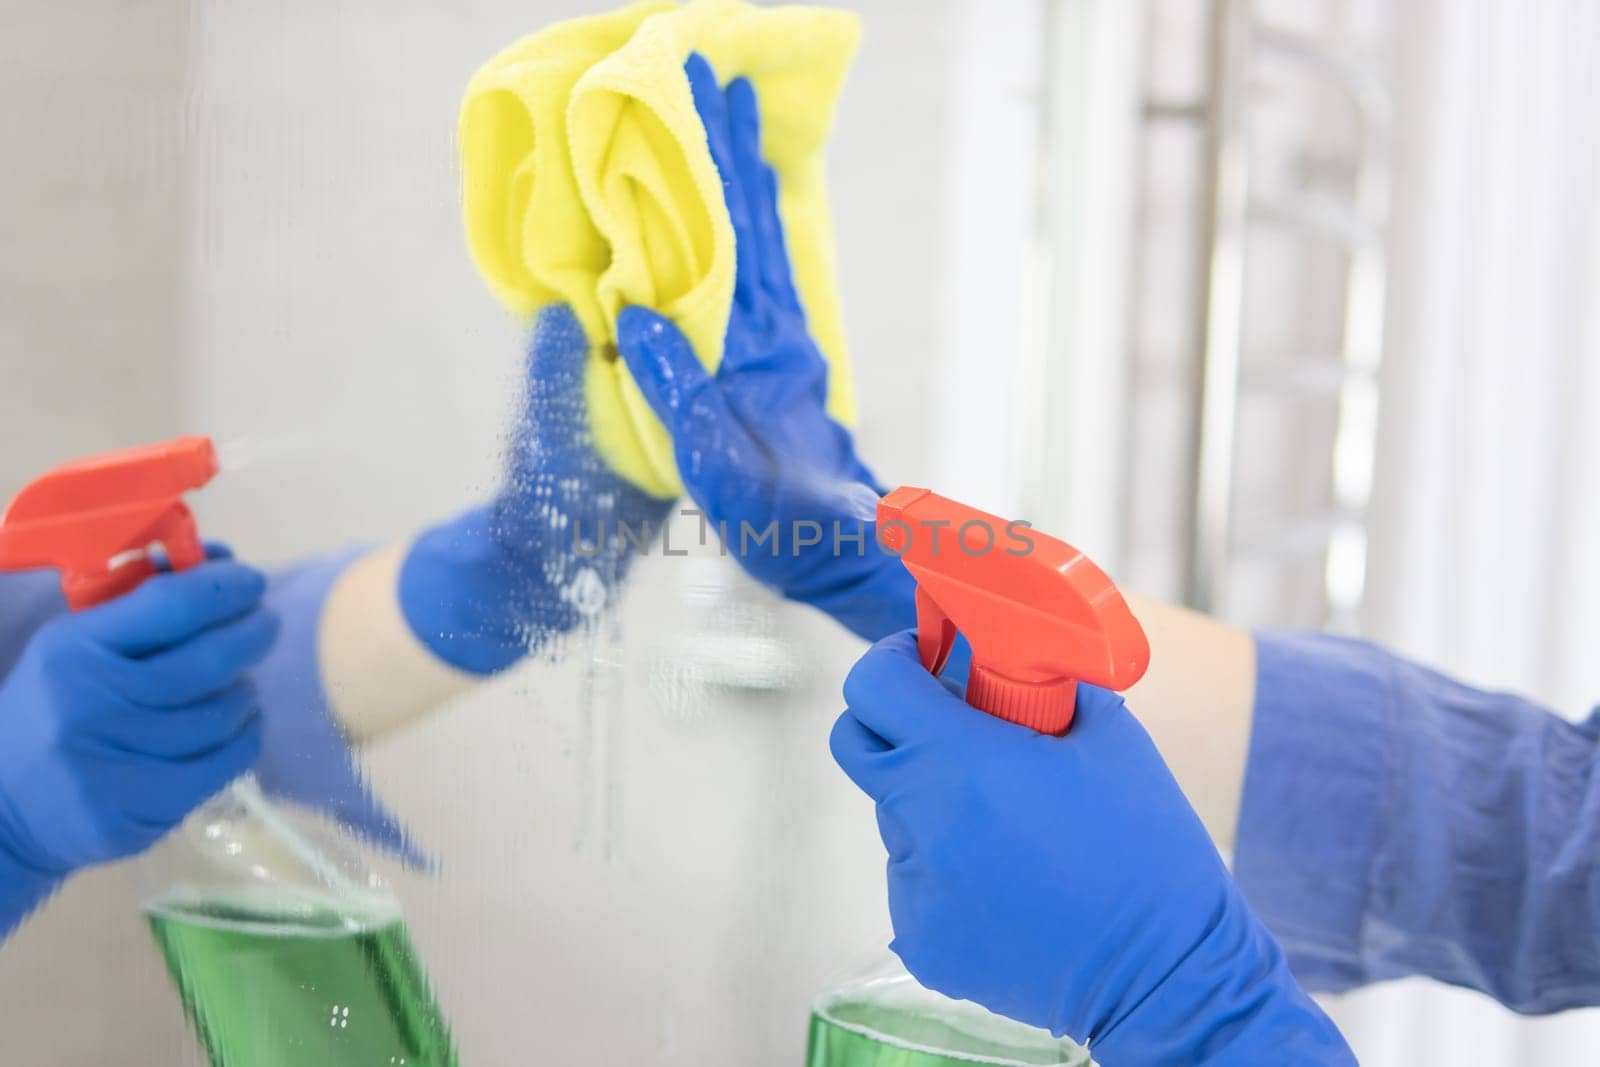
left=0, top=2, right=190, bottom=474
left=0, top=3, right=199, bottom=1057
left=0, top=1, right=957, bottom=1062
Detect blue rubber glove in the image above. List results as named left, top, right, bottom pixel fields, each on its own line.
left=614, top=55, right=914, bottom=643
left=831, top=631, right=1357, bottom=1065
left=400, top=304, right=675, bottom=674
left=0, top=561, right=275, bottom=934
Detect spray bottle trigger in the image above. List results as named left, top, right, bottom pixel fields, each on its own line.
left=0, top=435, right=219, bottom=610
left=156, top=503, right=206, bottom=571
left=915, top=586, right=958, bottom=677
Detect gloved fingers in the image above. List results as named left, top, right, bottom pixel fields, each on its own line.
left=525, top=304, right=590, bottom=385
left=842, top=630, right=978, bottom=747
left=112, top=609, right=280, bottom=707
left=617, top=305, right=780, bottom=518
left=616, top=307, right=763, bottom=512
left=617, top=305, right=718, bottom=421
left=725, top=76, right=804, bottom=315
left=93, top=681, right=260, bottom=760
left=875, top=800, right=916, bottom=865
left=117, top=721, right=262, bottom=826
left=829, top=711, right=892, bottom=802
left=153, top=541, right=233, bottom=572
left=77, top=561, right=268, bottom=657
left=684, top=53, right=761, bottom=313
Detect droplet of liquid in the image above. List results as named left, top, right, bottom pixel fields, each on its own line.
left=566, top=567, right=607, bottom=618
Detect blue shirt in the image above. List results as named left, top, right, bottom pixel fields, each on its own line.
left=1237, top=630, right=1600, bottom=1014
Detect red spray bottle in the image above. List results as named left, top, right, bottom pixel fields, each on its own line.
left=807, top=487, right=1150, bottom=1067
left=0, top=437, right=456, bottom=1067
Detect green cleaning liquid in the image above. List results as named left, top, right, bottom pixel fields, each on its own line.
left=807, top=999, right=1091, bottom=1067
left=145, top=892, right=457, bottom=1067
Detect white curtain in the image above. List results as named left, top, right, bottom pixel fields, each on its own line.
left=1331, top=0, right=1600, bottom=1062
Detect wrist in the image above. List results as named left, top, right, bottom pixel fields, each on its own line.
left=401, top=485, right=670, bottom=674
left=793, top=536, right=917, bottom=641
left=1088, top=896, right=1354, bottom=1065
left=400, top=505, right=562, bottom=674
left=0, top=821, right=63, bottom=939
left=319, top=545, right=479, bottom=741
left=1120, top=593, right=1254, bottom=851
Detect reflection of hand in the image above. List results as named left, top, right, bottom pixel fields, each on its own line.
left=0, top=561, right=274, bottom=876
left=831, top=632, right=1357, bottom=1064
left=616, top=54, right=913, bottom=641
left=400, top=305, right=674, bottom=675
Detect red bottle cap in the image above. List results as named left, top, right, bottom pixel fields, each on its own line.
left=0, top=435, right=218, bottom=610
left=878, top=486, right=1149, bottom=735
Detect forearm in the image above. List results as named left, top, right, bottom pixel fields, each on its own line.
left=1236, top=630, right=1600, bottom=1011
left=801, top=542, right=917, bottom=642
left=1120, top=592, right=1255, bottom=852
left=321, top=501, right=610, bottom=740
left=264, top=493, right=638, bottom=805
left=321, top=541, right=478, bottom=741
left=151, top=516, right=533, bottom=856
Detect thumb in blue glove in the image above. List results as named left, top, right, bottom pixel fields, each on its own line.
left=831, top=631, right=1356, bottom=1065
left=0, top=560, right=275, bottom=923
left=614, top=54, right=913, bottom=642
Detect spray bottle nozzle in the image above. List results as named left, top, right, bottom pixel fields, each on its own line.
left=879, top=486, right=1150, bottom=735
left=0, top=435, right=219, bottom=610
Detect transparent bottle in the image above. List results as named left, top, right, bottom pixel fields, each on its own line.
left=133, top=777, right=457, bottom=1067
left=807, top=955, right=1092, bottom=1067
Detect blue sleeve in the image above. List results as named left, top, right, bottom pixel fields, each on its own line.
left=805, top=546, right=919, bottom=644
left=0, top=572, right=68, bottom=939
left=1235, top=630, right=1600, bottom=1013
left=253, top=550, right=420, bottom=860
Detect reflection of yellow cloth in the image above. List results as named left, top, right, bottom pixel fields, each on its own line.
left=459, top=0, right=860, bottom=498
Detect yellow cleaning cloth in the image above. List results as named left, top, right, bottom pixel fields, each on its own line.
left=459, top=0, right=860, bottom=498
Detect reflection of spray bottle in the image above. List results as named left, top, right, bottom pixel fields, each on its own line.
left=808, top=487, right=1149, bottom=1067
left=0, top=437, right=456, bottom=1067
